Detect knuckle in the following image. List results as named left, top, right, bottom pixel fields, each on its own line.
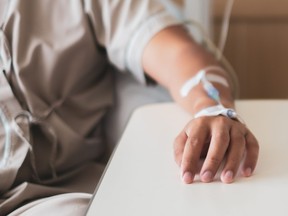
left=187, top=136, right=202, bottom=148
left=207, top=156, right=221, bottom=166
left=193, top=117, right=206, bottom=124
left=227, top=157, right=240, bottom=167
left=214, top=131, right=229, bottom=143
left=181, top=158, right=192, bottom=168
left=184, top=127, right=194, bottom=137
left=232, top=132, right=245, bottom=143
left=215, top=116, right=230, bottom=127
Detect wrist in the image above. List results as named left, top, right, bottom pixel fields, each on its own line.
left=193, top=103, right=245, bottom=124
left=194, top=99, right=233, bottom=114
left=178, top=67, right=234, bottom=114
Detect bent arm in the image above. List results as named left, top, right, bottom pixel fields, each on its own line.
left=142, top=26, right=259, bottom=184
left=142, top=25, right=234, bottom=114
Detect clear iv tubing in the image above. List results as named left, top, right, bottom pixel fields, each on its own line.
left=0, top=108, right=11, bottom=167
left=217, top=0, right=235, bottom=60
left=0, top=0, right=12, bottom=167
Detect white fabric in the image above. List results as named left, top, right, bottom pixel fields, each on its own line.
left=125, top=12, right=182, bottom=84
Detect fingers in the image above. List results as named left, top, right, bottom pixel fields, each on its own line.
left=200, top=122, right=230, bottom=183
left=220, top=127, right=246, bottom=183
left=173, top=130, right=187, bottom=166
left=242, top=131, right=259, bottom=177
left=174, top=117, right=259, bottom=184
left=221, top=128, right=259, bottom=182
left=174, top=121, right=209, bottom=184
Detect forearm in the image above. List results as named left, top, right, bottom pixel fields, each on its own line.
left=142, top=25, right=235, bottom=115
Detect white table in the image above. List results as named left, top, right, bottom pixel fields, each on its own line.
left=86, top=100, right=288, bottom=216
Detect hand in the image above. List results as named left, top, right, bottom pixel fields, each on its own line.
left=173, top=116, right=259, bottom=184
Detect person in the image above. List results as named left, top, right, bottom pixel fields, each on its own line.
left=0, top=0, right=259, bottom=215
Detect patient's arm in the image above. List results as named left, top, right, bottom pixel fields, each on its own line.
left=142, top=26, right=259, bottom=184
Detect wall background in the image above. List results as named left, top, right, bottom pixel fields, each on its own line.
left=176, top=0, right=288, bottom=99
left=214, top=0, right=288, bottom=99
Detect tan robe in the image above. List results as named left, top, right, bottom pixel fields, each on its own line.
left=0, top=0, right=183, bottom=215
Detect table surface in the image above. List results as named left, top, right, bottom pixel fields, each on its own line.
left=86, top=100, right=288, bottom=216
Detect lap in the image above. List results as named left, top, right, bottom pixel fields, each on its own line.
left=8, top=193, right=91, bottom=216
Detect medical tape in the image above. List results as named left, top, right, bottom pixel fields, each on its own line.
left=180, top=66, right=229, bottom=102
left=194, top=104, right=244, bottom=124
left=180, top=65, right=244, bottom=123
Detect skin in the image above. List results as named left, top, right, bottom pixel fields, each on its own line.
left=142, top=25, right=259, bottom=184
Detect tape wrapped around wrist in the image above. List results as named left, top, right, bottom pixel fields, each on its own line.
left=194, top=104, right=244, bottom=124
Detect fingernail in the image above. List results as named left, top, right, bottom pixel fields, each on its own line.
left=244, top=168, right=252, bottom=177
left=182, top=172, right=194, bottom=184
left=201, top=171, right=213, bottom=182
left=224, top=170, right=234, bottom=183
